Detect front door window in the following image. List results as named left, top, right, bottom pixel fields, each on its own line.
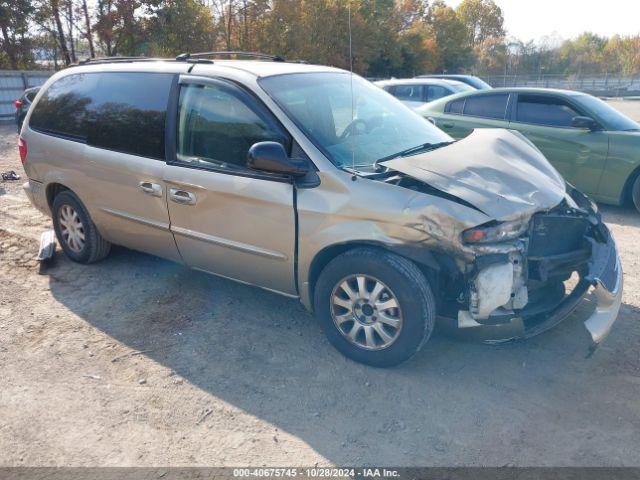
left=177, top=82, right=289, bottom=172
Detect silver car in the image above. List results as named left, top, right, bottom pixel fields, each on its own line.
left=19, top=54, right=622, bottom=366
left=375, top=78, right=474, bottom=109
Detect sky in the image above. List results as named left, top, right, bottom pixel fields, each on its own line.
left=444, top=0, right=640, bottom=43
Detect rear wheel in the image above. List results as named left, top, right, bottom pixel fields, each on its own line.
left=314, top=248, right=436, bottom=367
left=632, top=175, right=640, bottom=213
left=52, top=190, right=111, bottom=264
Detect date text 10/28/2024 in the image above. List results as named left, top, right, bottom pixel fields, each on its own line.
left=233, top=468, right=400, bottom=478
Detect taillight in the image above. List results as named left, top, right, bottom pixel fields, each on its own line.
left=14, top=100, right=23, bottom=109
left=18, top=137, right=27, bottom=165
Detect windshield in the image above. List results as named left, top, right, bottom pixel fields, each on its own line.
left=574, top=94, right=640, bottom=131
left=259, top=73, right=452, bottom=168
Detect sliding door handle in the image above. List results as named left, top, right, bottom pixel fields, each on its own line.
left=138, top=181, right=162, bottom=197
left=169, top=188, right=197, bottom=205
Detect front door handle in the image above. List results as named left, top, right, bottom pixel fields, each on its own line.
left=139, top=181, right=162, bottom=197
left=441, top=121, right=454, bottom=129
left=169, top=188, right=197, bottom=205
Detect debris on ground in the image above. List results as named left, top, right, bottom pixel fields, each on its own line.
left=1, top=170, right=20, bottom=181
left=37, top=230, right=56, bottom=274
left=196, top=408, right=213, bottom=425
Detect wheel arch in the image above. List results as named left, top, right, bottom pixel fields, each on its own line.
left=621, top=164, right=640, bottom=206
left=45, top=182, right=71, bottom=210
left=306, top=241, right=447, bottom=312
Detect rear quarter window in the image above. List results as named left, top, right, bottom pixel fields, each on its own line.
left=29, top=72, right=173, bottom=159
left=29, top=74, right=93, bottom=140
left=445, top=98, right=465, bottom=114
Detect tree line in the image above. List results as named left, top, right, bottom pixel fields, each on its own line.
left=1, top=0, right=639, bottom=77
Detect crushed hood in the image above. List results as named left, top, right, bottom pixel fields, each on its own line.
left=381, top=128, right=566, bottom=221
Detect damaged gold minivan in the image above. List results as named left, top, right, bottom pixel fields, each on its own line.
left=20, top=55, right=623, bottom=366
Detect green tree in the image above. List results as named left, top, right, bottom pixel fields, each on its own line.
left=456, top=0, right=505, bottom=47
left=144, top=0, right=215, bottom=56
left=0, top=0, right=35, bottom=68
left=425, top=0, right=473, bottom=72
left=603, top=35, right=640, bottom=75
left=94, top=0, right=146, bottom=56
left=557, top=32, right=607, bottom=75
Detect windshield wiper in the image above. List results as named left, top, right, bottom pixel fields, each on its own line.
left=373, top=141, right=454, bottom=170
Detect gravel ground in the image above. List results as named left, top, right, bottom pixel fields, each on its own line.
left=1, top=106, right=640, bottom=467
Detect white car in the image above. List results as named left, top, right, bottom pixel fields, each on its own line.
left=375, top=78, right=475, bottom=109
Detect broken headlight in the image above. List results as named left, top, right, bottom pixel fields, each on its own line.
left=462, top=219, right=529, bottom=244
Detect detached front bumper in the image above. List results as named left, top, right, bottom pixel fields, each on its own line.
left=457, top=221, right=623, bottom=347
left=583, top=237, right=623, bottom=344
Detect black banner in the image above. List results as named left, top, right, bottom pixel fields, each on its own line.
left=1, top=468, right=640, bottom=480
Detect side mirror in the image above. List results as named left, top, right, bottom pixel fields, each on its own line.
left=572, top=116, right=599, bottom=131
left=426, top=116, right=436, bottom=125
left=247, top=142, right=309, bottom=177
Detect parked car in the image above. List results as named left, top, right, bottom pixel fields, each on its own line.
left=417, top=74, right=492, bottom=90
left=20, top=55, right=622, bottom=366
left=14, top=87, right=40, bottom=132
left=419, top=87, right=640, bottom=212
left=375, top=78, right=474, bottom=109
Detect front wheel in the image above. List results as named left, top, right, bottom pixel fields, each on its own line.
left=314, top=248, right=436, bottom=367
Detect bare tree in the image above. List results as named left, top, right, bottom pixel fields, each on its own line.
left=81, top=0, right=95, bottom=57
left=51, top=0, right=72, bottom=64
left=64, top=0, right=77, bottom=62
left=211, top=0, right=236, bottom=50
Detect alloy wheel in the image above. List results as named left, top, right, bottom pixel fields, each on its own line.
left=330, top=274, right=403, bottom=350
left=58, top=204, right=86, bottom=253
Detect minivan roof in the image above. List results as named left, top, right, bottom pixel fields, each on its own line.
left=64, top=58, right=346, bottom=78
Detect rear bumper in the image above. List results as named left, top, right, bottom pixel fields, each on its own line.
left=23, top=179, right=50, bottom=216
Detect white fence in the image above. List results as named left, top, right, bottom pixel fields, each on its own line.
left=0, top=70, right=53, bottom=121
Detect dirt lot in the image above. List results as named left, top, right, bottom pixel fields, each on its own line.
left=1, top=106, right=640, bottom=466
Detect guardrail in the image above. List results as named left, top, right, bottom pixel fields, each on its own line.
left=0, top=70, right=53, bottom=121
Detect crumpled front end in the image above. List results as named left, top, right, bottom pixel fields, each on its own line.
left=457, top=187, right=622, bottom=346
left=373, top=128, right=621, bottom=346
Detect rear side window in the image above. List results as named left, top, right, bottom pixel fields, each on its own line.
left=86, top=73, right=173, bottom=159
left=30, top=72, right=172, bottom=159
left=177, top=82, right=288, bottom=171
left=463, top=94, right=509, bottom=120
left=516, top=94, right=582, bottom=127
left=426, top=85, right=449, bottom=102
left=446, top=98, right=465, bottom=114
left=392, top=85, right=423, bottom=101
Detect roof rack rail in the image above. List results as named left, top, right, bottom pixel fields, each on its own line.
left=175, top=51, right=286, bottom=62
left=74, top=55, right=168, bottom=66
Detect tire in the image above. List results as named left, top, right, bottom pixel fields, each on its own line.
left=313, top=247, right=436, bottom=367
left=632, top=175, right=640, bottom=213
left=52, top=190, right=111, bottom=264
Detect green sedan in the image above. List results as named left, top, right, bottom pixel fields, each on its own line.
left=418, top=88, right=640, bottom=211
